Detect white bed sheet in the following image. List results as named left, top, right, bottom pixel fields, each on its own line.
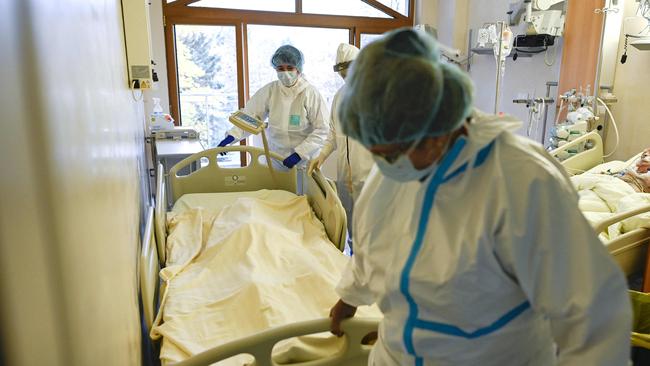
left=152, top=190, right=380, bottom=365
left=571, top=172, right=650, bottom=241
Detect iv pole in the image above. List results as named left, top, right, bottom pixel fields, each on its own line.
left=494, top=21, right=505, bottom=114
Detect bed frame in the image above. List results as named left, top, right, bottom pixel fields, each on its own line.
left=142, top=145, right=378, bottom=366
left=550, top=131, right=650, bottom=276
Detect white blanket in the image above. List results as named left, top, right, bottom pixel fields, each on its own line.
left=151, top=191, right=380, bottom=365
left=571, top=173, right=650, bottom=241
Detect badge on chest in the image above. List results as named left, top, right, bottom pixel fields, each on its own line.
left=289, top=114, right=301, bottom=127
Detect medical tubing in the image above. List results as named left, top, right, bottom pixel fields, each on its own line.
left=597, top=97, right=619, bottom=158
left=555, top=98, right=565, bottom=125
left=537, top=98, right=545, bottom=140
left=345, top=137, right=354, bottom=195
left=260, top=128, right=279, bottom=186
left=544, top=46, right=556, bottom=67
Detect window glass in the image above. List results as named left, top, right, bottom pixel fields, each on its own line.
left=175, top=25, right=240, bottom=166
left=247, top=25, right=348, bottom=109
left=189, top=0, right=295, bottom=12
left=360, top=33, right=384, bottom=48
left=302, top=0, right=390, bottom=18
left=377, top=0, right=409, bottom=16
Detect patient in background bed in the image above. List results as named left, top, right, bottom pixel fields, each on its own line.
left=617, top=148, right=650, bottom=193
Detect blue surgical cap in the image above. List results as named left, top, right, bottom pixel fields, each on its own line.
left=338, top=28, right=474, bottom=147
left=271, top=45, right=304, bottom=72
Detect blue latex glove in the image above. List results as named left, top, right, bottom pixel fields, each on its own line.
left=282, top=152, right=302, bottom=168
left=217, top=135, right=235, bottom=156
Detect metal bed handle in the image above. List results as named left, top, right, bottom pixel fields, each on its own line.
left=594, top=202, right=650, bottom=234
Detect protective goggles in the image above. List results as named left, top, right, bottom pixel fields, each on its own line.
left=333, top=61, right=352, bottom=72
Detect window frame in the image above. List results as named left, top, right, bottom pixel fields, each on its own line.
left=164, top=0, right=414, bottom=125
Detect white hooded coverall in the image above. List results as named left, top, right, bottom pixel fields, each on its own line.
left=228, top=77, right=330, bottom=163
left=323, top=44, right=375, bottom=237
left=336, top=114, right=632, bottom=366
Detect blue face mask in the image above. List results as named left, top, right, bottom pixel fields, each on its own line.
left=373, top=138, right=452, bottom=182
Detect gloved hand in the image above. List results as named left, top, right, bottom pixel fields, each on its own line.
left=217, top=135, right=235, bottom=156
left=307, top=153, right=327, bottom=175
left=282, top=152, right=302, bottom=169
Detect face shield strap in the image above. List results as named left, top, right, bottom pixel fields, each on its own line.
left=333, top=61, right=352, bottom=72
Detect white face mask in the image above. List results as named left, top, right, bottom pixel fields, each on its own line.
left=277, top=71, right=299, bottom=87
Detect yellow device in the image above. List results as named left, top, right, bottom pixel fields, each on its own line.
left=228, top=111, right=278, bottom=185
left=229, top=110, right=265, bottom=134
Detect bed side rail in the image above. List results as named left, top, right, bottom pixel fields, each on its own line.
left=169, top=146, right=297, bottom=203
left=594, top=203, right=650, bottom=234
left=168, top=318, right=379, bottom=366
left=155, top=163, right=167, bottom=265
left=140, top=205, right=160, bottom=334
left=550, top=131, right=604, bottom=175
left=305, top=170, right=348, bottom=251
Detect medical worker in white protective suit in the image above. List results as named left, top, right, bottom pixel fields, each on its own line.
left=308, top=43, right=374, bottom=246
left=218, top=45, right=330, bottom=169
left=329, top=28, right=632, bottom=366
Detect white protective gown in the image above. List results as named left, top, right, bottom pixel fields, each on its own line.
left=228, top=77, right=330, bottom=163
left=331, top=86, right=375, bottom=202
left=328, top=85, right=375, bottom=238
left=336, top=112, right=632, bottom=366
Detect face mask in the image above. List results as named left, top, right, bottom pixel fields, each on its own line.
left=277, top=71, right=299, bottom=87
left=373, top=137, right=453, bottom=182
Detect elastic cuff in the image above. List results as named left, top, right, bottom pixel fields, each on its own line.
left=336, top=287, right=372, bottom=308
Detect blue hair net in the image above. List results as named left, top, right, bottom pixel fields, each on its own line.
left=338, top=28, right=474, bottom=147
left=271, top=45, right=304, bottom=72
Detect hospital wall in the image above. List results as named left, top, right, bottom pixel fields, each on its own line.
left=604, top=0, right=650, bottom=162
left=453, top=0, right=563, bottom=144
left=0, top=1, right=145, bottom=365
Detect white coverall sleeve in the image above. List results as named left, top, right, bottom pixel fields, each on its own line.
left=319, top=124, right=337, bottom=160
left=293, top=89, right=331, bottom=160
left=324, top=88, right=341, bottom=157
left=495, top=166, right=632, bottom=366
left=335, top=248, right=375, bottom=307
left=227, top=85, right=271, bottom=141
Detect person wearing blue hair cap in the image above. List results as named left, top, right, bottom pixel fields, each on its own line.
left=218, top=45, right=330, bottom=169
left=329, top=28, right=630, bottom=366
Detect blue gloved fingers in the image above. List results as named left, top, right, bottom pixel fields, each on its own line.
left=282, top=152, right=302, bottom=168
left=218, top=135, right=235, bottom=147
left=218, top=135, right=236, bottom=156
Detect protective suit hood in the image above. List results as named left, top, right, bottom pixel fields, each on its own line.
left=467, top=109, right=521, bottom=146
left=437, top=110, right=521, bottom=175
left=336, top=43, right=360, bottom=65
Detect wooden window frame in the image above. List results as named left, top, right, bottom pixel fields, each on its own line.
left=163, top=0, right=414, bottom=124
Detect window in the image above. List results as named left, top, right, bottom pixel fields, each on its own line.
left=247, top=25, right=348, bottom=106
left=378, top=0, right=409, bottom=17
left=164, top=0, right=413, bottom=165
left=360, top=33, right=384, bottom=48
left=175, top=25, right=241, bottom=165
left=188, top=0, right=295, bottom=13
left=302, top=0, right=390, bottom=18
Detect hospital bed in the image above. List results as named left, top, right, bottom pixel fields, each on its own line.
left=550, top=131, right=650, bottom=276
left=140, top=145, right=380, bottom=366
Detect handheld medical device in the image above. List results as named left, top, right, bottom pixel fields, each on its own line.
left=228, top=110, right=278, bottom=185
